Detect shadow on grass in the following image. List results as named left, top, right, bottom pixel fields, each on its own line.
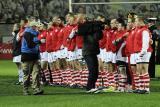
left=0, top=76, right=160, bottom=96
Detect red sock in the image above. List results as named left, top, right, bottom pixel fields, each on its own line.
left=114, top=71, right=119, bottom=87
left=118, top=74, right=127, bottom=91
left=96, top=72, right=102, bottom=88
left=67, top=68, right=72, bottom=85
left=102, top=70, right=109, bottom=87
left=133, top=73, right=140, bottom=90
left=51, top=70, right=57, bottom=84
left=81, top=69, right=88, bottom=86
left=44, top=69, right=50, bottom=82
left=108, top=72, right=116, bottom=87
left=142, top=73, right=150, bottom=91
left=139, top=74, right=144, bottom=90
left=57, top=70, right=61, bottom=84
left=75, top=70, right=81, bottom=85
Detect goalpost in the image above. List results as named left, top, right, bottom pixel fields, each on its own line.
left=69, top=0, right=160, bottom=13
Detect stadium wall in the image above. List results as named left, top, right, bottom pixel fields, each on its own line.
left=0, top=24, right=13, bottom=60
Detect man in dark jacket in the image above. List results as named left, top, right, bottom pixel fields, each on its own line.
left=147, top=18, right=157, bottom=78
left=76, top=15, right=103, bottom=92
left=12, top=23, right=23, bottom=85
left=21, top=21, right=43, bottom=95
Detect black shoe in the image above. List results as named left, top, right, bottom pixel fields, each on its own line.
left=138, top=90, right=150, bottom=94
left=23, top=90, right=30, bottom=96
left=15, top=82, right=23, bottom=85
left=86, top=88, right=98, bottom=93
left=133, top=89, right=140, bottom=93
left=33, top=90, right=44, bottom=95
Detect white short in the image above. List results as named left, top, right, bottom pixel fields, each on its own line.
left=55, top=50, right=61, bottom=59
left=104, top=51, right=111, bottom=63
left=136, top=52, right=151, bottom=63
left=116, top=42, right=127, bottom=63
left=47, top=52, right=55, bottom=63
left=104, top=51, right=116, bottom=63
left=112, top=52, right=116, bottom=64
left=52, top=52, right=57, bottom=61
left=116, top=56, right=127, bottom=63
left=40, top=52, right=48, bottom=62
left=60, top=49, right=67, bottom=59
left=13, top=55, right=21, bottom=63
left=130, top=53, right=137, bottom=65
left=75, top=49, right=82, bottom=59
left=68, top=51, right=76, bottom=61
left=62, top=47, right=68, bottom=58
left=56, top=50, right=65, bottom=59
left=98, top=49, right=106, bottom=62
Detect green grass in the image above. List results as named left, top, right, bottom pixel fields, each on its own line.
left=156, top=65, right=160, bottom=77
left=0, top=60, right=160, bottom=107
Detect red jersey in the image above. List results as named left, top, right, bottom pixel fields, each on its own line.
left=68, top=37, right=76, bottom=51
left=74, top=25, right=83, bottom=49
left=125, top=28, right=137, bottom=55
left=105, top=29, right=112, bottom=52
left=110, top=29, right=118, bottom=53
left=99, top=30, right=106, bottom=49
left=115, top=30, right=127, bottom=52
left=76, top=35, right=83, bottom=49
left=134, top=26, right=152, bottom=53
left=52, top=26, right=61, bottom=51
left=19, top=24, right=28, bottom=38
left=115, top=30, right=127, bottom=56
left=67, top=26, right=77, bottom=51
left=46, top=28, right=53, bottom=52
left=62, top=25, right=74, bottom=47
left=56, top=27, right=64, bottom=50
left=63, top=25, right=76, bottom=51
left=38, top=30, right=47, bottom=52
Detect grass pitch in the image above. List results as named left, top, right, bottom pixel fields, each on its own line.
left=0, top=60, right=160, bottom=107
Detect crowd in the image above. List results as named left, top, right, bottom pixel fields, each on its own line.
left=0, top=0, right=68, bottom=23
left=1, top=0, right=159, bottom=23
left=12, top=11, right=160, bottom=95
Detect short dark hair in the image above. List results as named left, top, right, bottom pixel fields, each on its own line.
left=58, top=16, right=65, bottom=22
left=117, top=18, right=126, bottom=27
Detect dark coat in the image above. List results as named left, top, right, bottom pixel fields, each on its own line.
left=12, top=30, right=21, bottom=57
left=77, top=21, right=103, bottom=56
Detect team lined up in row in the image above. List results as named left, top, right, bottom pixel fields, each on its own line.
left=13, top=13, right=152, bottom=94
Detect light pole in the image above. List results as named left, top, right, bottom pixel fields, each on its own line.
left=69, top=0, right=72, bottom=12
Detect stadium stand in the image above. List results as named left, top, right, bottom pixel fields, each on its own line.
left=0, top=0, right=160, bottom=23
